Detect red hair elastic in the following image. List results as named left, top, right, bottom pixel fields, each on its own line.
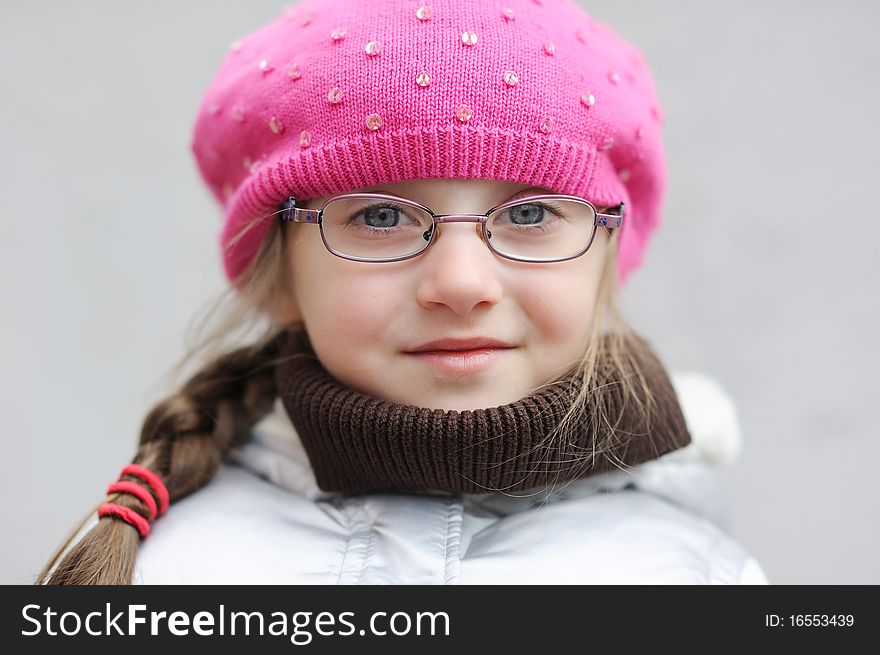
left=106, top=481, right=157, bottom=521
left=96, top=463, right=171, bottom=539
left=98, top=503, right=151, bottom=539
left=119, top=463, right=170, bottom=516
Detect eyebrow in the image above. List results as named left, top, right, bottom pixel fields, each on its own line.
left=351, top=188, right=609, bottom=214
left=508, top=186, right=552, bottom=198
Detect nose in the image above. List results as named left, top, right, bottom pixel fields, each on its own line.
left=415, top=221, right=503, bottom=316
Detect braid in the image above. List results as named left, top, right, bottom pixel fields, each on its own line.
left=37, top=330, right=286, bottom=585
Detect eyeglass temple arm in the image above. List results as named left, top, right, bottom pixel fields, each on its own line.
left=280, top=197, right=319, bottom=223
left=596, top=202, right=625, bottom=228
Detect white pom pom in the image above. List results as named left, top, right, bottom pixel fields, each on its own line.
left=668, top=372, right=743, bottom=467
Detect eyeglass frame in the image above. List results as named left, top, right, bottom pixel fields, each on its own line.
left=278, top=192, right=624, bottom=264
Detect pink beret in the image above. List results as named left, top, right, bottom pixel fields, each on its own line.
left=191, top=0, right=667, bottom=287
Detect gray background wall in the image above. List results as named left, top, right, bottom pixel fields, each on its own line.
left=2, top=0, right=877, bottom=584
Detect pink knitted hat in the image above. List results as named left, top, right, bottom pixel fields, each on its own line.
left=191, top=0, right=667, bottom=287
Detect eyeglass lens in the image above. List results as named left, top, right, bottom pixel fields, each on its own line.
left=318, top=195, right=598, bottom=261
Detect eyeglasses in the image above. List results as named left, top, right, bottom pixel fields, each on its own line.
left=278, top=192, right=624, bottom=263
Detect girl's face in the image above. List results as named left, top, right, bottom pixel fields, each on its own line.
left=270, top=178, right=609, bottom=411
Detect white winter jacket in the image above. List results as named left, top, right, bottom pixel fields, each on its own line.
left=123, top=371, right=768, bottom=584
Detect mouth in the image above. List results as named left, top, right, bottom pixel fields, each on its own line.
left=404, top=346, right=516, bottom=374
left=405, top=336, right=516, bottom=353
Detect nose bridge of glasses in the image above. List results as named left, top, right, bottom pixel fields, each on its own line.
left=428, top=214, right=488, bottom=248
left=432, top=213, right=488, bottom=224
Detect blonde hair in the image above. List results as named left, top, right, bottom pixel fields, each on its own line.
left=37, top=202, right=663, bottom=584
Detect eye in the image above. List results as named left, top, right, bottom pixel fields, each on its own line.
left=507, top=202, right=546, bottom=226
left=361, top=204, right=403, bottom=228
left=344, top=202, right=417, bottom=229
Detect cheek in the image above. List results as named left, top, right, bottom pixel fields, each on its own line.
left=313, top=280, right=393, bottom=338
left=516, top=259, right=601, bottom=346
left=291, top=243, right=405, bottom=370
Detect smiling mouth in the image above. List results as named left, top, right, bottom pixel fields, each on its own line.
left=404, top=347, right=516, bottom=374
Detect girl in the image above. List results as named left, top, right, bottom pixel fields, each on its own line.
left=38, top=0, right=768, bottom=584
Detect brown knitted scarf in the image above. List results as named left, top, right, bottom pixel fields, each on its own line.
left=273, top=329, right=692, bottom=496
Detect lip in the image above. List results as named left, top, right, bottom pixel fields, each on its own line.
left=404, top=338, right=517, bottom=375
left=405, top=348, right=514, bottom=375
left=405, top=337, right=515, bottom=353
